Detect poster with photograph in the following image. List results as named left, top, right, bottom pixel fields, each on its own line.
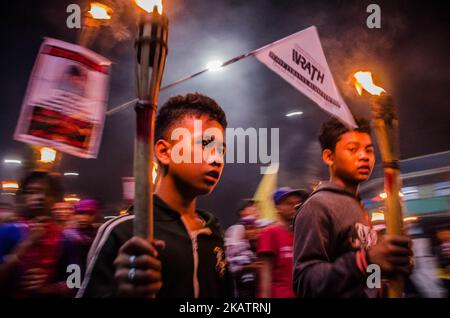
left=14, top=37, right=111, bottom=158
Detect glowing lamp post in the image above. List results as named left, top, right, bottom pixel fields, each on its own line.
left=354, top=71, right=405, bottom=298
left=39, top=147, right=57, bottom=163
left=133, top=0, right=168, bottom=240
left=28, top=146, right=59, bottom=172
left=2, top=181, right=19, bottom=192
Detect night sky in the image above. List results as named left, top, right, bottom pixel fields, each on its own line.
left=1, top=0, right=449, bottom=228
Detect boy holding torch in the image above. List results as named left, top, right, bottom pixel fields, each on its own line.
left=77, top=93, right=230, bottom=298
left=293, top=117, right=413, bottom=298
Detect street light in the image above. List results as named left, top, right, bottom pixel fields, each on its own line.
left=206, top=60, right=224, bottom=72
left=64, top=172, right=80, bottom=176
left=3, top=159, right=22, bottom=165
left=64, top=195, right=80, bottom=203
left=285, top=111, right=303, bottom=117
left=133, top=0, right=168, bottom=240
left=371, top=211, right=385, bottom=222
left=2, top=181, right=19, bottom=191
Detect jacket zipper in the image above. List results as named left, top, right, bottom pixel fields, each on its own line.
left=180, top=217, right=212, bottom=298
left=191, top=235, right=200, bottom=298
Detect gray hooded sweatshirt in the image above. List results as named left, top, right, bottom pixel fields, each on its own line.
left=293, top=181, right=379, bottom=298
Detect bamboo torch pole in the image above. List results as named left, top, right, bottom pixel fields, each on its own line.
left=133, top=0, right=168, bottom=240
left=354, top=72, right=405, bottom=297
left=371, top=93, right=404, bottom=298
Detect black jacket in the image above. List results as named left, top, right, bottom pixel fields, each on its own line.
left=293, top=182, right=380, bottom=298
left=77, top=195, right=231, bottom=298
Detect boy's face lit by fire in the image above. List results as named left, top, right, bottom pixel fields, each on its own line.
left=155, top=115, right=225, bottom=195
left=323, top=131, right=375, bottom=185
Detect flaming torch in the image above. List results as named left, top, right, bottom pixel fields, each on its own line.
left=133, top=0, right=168, bottom=240
left=354, top=71, right=405, bottom=298
left=78, top=2, right=112, bottom=47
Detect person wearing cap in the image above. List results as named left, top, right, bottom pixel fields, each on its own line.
left=62, top=199, right=99, bottom=281
left=257, top=187, right=309, bottom=298
left=72, top=199, right=99, bottom=233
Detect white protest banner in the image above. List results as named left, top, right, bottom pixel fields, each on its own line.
left=14, top=38, right=111, bottom=158
left=254, top=26, right=356, bottom=128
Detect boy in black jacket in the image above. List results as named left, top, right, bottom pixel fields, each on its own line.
left=77, top=93, right=230, bottom=298
left=293, top=117, right=413, bottom=298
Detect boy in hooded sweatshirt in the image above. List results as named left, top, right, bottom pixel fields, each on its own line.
left=293, top=117, right=413, bottom=298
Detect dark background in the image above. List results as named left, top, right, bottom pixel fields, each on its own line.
left=1, top=0, right=449, bottom=228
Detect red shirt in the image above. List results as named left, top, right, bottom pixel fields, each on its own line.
left=257, top=223, right=295, bottom=298
left=18, top=221, right=63, bottom=288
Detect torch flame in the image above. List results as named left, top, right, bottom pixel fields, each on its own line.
left=135, top=0, right=163, bottom=14
left=152, top=161, right=158, bottom=184
left=88, top=2, right=112, bottom=20
left=354, top=71, right=385, bottom=96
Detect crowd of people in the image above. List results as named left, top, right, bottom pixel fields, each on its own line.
left=0, top=172, right=99, bottom=297
left=1, top=92, right=449, bottom=298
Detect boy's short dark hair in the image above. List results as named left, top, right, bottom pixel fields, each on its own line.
left=19, top=171, right=63, bottom=202
left=155, top=93, right=227, bottom=142
left=318, top=117, right=371, bottom=151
